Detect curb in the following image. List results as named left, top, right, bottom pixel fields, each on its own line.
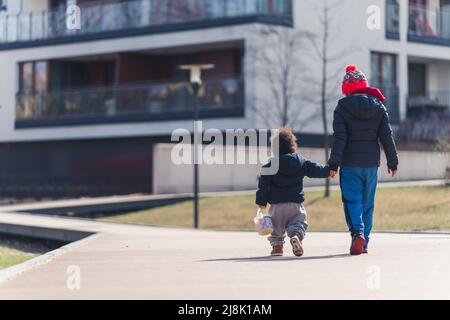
left=0, top=232, right=101, bottom=284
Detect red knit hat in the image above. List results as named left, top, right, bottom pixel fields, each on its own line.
left=342, top=65, right=368, bottom=95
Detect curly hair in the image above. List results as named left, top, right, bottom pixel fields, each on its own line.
left=271, top=128, right=298, bottom=155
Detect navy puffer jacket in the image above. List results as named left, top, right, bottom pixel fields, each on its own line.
left=328, top=93, right=399, bottom=171
left=256, top=153, right=330, bottom=206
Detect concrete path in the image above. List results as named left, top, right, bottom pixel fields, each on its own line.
left=1, top=212, right=450, bottom=300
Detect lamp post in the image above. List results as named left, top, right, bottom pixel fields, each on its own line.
left=179, top=64, right=215, bottom=229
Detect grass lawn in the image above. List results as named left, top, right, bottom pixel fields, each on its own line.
left=0, top=246, right=37, bottom=270
left=100, top=186, right=450, bottom=232
left=0, top=236, right=62, bottom=270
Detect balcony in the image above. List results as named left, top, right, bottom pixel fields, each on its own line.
left=408, top=5, right=450, bottom=46
left=407, top=92, right=450, bottom=118
left=15, top=76, right=244, bottom=128
left=0, top=0, right=293, bottom=49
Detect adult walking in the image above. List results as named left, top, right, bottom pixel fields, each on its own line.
left=328, top=65, right=399, bottom=255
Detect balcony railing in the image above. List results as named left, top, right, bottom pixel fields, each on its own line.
left=407, top=92, right=450, bottom=118
left=16, top=77, right=244, bottom=127
left=0, top=0, right=293, bottom=45
left=397, top=117, right=450, bottom=144
left=408, top=5, right=450, bottom=45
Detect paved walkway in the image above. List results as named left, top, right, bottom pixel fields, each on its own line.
left=1, top=212, right=450, bottom=299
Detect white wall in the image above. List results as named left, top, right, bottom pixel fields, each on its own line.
left=22, top=0, right=47, bottom=12
left=428, top=61, right=450, bottom=93
left=153, top=144, right=450, bottom=194
left=5, top=0, right=22, bottom=14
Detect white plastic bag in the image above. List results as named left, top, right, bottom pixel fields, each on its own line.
left=254, top=208, right=273, bottom=236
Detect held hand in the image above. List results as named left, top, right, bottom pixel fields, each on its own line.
left=329, top=170, right=338, bottom=178
left=258, top=205, right=267, bottom=211
left=388, top=168, right=397, bottom=177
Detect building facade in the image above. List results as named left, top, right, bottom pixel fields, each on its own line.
left=0, top=0, right=448, bottom=197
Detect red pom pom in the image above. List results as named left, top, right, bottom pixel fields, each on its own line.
left=346, top=65, right=357, bottom=72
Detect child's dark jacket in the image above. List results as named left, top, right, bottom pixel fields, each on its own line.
left=256, top=153, right=330, bottom=206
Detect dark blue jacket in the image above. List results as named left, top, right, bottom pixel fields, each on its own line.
left=328, top=94, right=399, bottom=171
left=256, top=153, right=330, bottom=206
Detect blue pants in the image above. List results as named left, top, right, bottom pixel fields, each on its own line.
left=340, top=167, right=378, bottom=247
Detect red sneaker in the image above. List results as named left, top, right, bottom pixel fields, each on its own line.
left=350, top=233, right=366, bottom=256
left=271, top=245, right=284, bottom=257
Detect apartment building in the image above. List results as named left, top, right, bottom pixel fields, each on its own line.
left=0, top=0, right=448, bottom=198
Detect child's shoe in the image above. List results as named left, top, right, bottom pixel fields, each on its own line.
left=290, top=235, right=304, bottom=257
left=350, top=232, right=366, bottom=256
left=271, top=245, right=284, bottom=256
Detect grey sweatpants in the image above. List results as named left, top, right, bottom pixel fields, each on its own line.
left=268, top=203, right=308, bottom=246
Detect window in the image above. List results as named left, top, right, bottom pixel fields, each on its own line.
left=19, top=61, right=48, bottom=94
left=35, top=62, right=48, bottom=92
left=21, top=62, right=34, bottom=94
left=408, top=63, right=426, bottom=96
left=371, top=52, right=399, bottom=123
left=409, top=0, right=439, bottom=36
left=386, top=0, right=400, bottom=37
left=370, top=52, right=397, bottom=86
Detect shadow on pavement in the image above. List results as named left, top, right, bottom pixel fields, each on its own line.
left=202, top=253, right=350, bottom=262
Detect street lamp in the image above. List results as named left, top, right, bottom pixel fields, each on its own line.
left=179, top=64, right=215, bottom=229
